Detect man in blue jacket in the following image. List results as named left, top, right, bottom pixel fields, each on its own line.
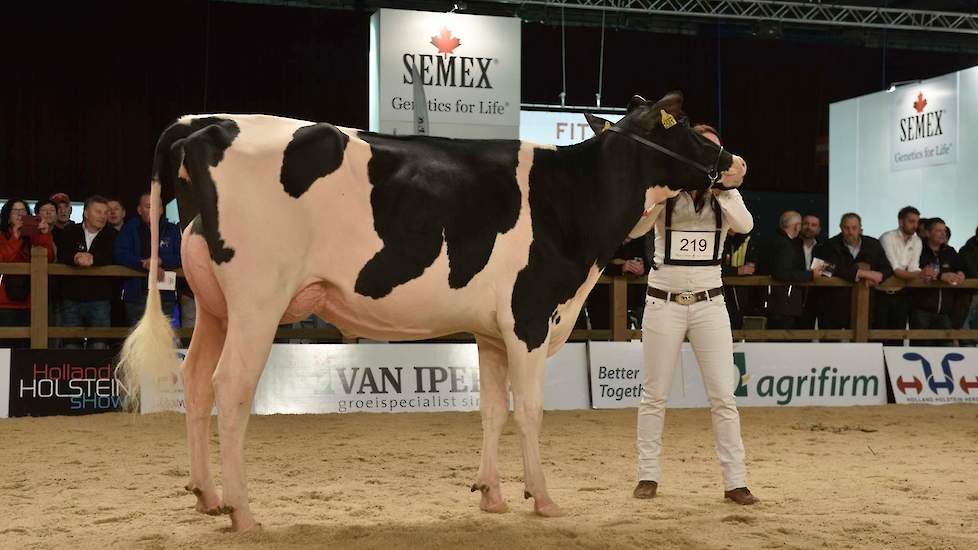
left=114, top=193, right=182, bottom=325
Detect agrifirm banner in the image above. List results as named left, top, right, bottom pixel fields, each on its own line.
left=142, top=343, right=590, bottom=415
left=891, top=72, right=958, bottom=171
left=590, top=343, right=886, bottom=408
left=369, top=8, right=520, bottom=138
left=885, top=347, right=978, bottom=405
left=6, top=350, right=127, bottom=417
left=519, top=111, right=623, bottom=146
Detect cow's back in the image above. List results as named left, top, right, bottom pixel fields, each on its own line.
left=176, top=114, right=544, bottom=341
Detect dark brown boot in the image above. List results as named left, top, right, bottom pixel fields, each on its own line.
left=724, top=487, right=759, bottom=505
left=632, top=480, right=658, bottom=499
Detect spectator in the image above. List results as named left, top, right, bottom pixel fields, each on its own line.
left=759, top=211, right=823, bottom=330
left=910, top=218, right=965, bottom=346
left=105, top=198, right=128, bottom=327
left=958, top=225, right=978, bottom=346
left=35, top=198, right=65, bottom=347
left=51, top=193, right=75, bottom=230
left=57, top=195, right=118, bottom=349
left=115, top=192, right=181, bottom=325
left=877, top=206, right=923, bottom=346
left=0, top=199, right=56, bottom=348
left=106, top=199, right=126, bottom=231
left=721, top=228, right=759, bottom=329
left=35, top=199, right=59, bottom=241
left=797, top=213, right=823, bottom=329
left=813, top=213, right=892, bottom=330
left=916, top=217, right=930, bottom=242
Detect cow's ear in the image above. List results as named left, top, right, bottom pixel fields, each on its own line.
left=649, top=90, right=684, bottom=116
left=585, top=112, right=613, bottom=135
left=627, top=95, right=648, bottom=113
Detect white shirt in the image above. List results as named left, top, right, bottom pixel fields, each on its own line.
left=648, top=189, right=753, bottom=293
left=83, top=227, right=100, bottom=250
left=803, top=239, right=817, bottom=270
left=879, top=228, right=922, bottom=273
left=846, top=240, right=861, bottom=259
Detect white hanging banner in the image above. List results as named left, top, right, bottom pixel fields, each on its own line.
left=369, top=8, right=521, bottom=138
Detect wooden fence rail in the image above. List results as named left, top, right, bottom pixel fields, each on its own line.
left=2, top=247, right=976, bottom=348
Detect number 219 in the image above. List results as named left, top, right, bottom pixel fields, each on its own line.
left=680, top=238, right=708, bottom=252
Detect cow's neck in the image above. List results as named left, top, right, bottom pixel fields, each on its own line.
left=546, top=138, right=650, bottom=270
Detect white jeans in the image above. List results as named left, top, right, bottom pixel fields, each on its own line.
left=637, top=293, right=748, bottom=490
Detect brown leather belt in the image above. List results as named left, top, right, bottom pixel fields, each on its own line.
left=647, top=287, right=723, bottom=306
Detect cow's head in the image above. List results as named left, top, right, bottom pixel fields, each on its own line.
left=585, top=91, right=746, bottom=196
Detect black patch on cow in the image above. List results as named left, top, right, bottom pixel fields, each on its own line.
left=280, top=123, right=349, bottom=198
left=189, top=214, right=203, bottom=236
left=510, top=140, right=647, bottom=351
left=353, top=132, right=521, bottom=298
left=171, top=117, right=240, bottom=264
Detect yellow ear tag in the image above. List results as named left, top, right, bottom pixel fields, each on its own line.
left=602, top=121, right=611, bottom=133
left=660, top=110, right=677, bottom=129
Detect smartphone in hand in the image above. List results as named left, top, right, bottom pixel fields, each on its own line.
left=20, top=215, right=41, bottom=237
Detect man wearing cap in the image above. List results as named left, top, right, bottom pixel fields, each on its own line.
left=50, top=193, right=75, bottom=230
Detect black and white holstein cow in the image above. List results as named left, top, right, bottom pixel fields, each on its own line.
left=121, top=91, right=746, bottom=531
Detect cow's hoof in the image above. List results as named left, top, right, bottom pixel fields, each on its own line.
left=533, top=500, right=565, bottom=517
left=230, top=512, right=259, bottom=533
left=472, top=483, right=508, bottom=513
left=187, top=484, right=222, bottom=515
left=480, top=498, right=509, bottom=513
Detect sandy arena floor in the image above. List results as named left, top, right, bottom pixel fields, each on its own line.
left=1, top=405, right=977, bottom=549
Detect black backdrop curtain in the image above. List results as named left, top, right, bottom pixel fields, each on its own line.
left=2, top=1, right=976, bottom=213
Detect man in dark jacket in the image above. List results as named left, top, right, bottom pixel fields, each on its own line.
left=958, top=226, right=978, bottom=345
left=760, top=211, right=823, bottom=329
left=57, top=195, right=118, bottom=349
left=114, top=192, right=182, bottom=325
left=813, top=213, right=893, bottom=330
left=911, top=218, right=965, bottom=346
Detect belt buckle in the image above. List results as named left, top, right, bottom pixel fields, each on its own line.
left=675, top=291, right=696, bottom=306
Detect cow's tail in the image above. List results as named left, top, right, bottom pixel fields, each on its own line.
left=118, top=150, right=181, bottom=414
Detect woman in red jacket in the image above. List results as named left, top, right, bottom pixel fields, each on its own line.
left=1, top=199, right=56, bottom=346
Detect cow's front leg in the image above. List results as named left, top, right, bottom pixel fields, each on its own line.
left=472, top=336, right=509, bottom=513
left=505, top=335, right=563, bottom=517
left=212, top=312, right=280, bottom=532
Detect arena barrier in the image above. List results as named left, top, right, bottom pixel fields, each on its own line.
left=3, top=344, right=975, bottom=417
left=2, top=246, right=977, bottom=348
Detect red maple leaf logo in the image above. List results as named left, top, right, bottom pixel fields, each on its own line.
left=430, top=27, right=461, bottom=59
left=913, top=92, right=927, bottom=113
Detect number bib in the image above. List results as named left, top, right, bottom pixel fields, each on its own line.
left=662, top=195, right=723, bottom=266
left=667, top=230, right=718, bottom=263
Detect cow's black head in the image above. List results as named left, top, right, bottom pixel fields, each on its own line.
left=585, top=91, right=746, bottom=193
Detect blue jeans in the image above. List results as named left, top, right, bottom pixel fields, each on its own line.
left=0, top=307, right=30, bottom=348
left=124, top=296, right=176, bottom=327
left=964, top=303, right=978, bottom=347
left=63, top=300, right=111, bottom=349
left=909, top=309, right=953, bottom=347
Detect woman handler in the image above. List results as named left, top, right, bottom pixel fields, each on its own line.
left=634, top=125, right=757, bottom=505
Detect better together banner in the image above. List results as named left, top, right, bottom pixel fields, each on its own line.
left=590, top=343, right=887, bottom=408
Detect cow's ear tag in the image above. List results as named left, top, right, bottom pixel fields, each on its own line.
left=602, top=121, right=611, bottom=133
left=660, top=110, right=677, bottom=129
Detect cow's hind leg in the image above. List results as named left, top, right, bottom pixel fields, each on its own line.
left=182, top=305, right=227, bottom=515
left=505, top=335, right=563, bottom=517
left=212, top=303, right=284, bottom=532
left=472, top=336, right=509, bottom=513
